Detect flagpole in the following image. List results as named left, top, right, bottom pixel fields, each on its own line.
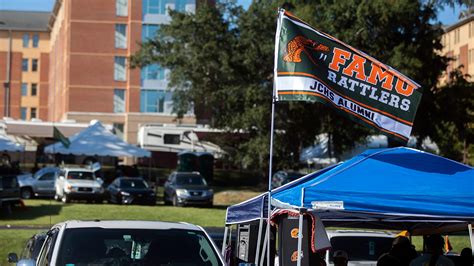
left=267, top=8, right=284, bottom=266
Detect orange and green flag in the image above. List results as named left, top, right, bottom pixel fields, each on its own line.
left=274, top=10, right=422, bottom=142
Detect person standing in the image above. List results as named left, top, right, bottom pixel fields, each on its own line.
left=409, top=234, right=454, bottom=266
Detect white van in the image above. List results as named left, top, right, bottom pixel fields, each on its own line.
left=325, top=230, right=395, bottom=266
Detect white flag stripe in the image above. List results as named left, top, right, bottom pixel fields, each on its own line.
left=276, top=76, right=412, bottom=138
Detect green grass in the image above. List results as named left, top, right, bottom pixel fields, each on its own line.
left=0, top=229, right=44, bottom=266
left=1, top=200, right=227, bottom=228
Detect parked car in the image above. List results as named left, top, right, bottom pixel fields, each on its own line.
left=271, top=170, right=305, bottom=188
left=0, top=175, right=21, bottom=215
left=54, top=167, right=104, bottom=203
left=36, top=220, right=224, bottom=266
left=17, top=167, right=59, bottom=199
left=106, top=177, right=156, bottom=205
left=164, top=171, right=213, bottom=207
left=7, top=232, right=46, bottom=266
left=325, top=230, right=395, bottom=266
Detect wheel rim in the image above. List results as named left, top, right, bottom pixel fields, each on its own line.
left=21, top=189, right=32, bottom=199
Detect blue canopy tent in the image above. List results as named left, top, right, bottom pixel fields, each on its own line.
left=226, top=147, right=474, bottom=233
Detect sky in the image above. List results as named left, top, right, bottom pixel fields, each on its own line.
left=0, top=0, right=465, bottom=26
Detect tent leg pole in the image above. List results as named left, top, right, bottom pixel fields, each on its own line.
left=222, top=226, right=229, bottom=256
left=469, top=224, right=474, bottom=254
left=297, top=212, right=304, bottom=266
left=255, top=218, right=264, bottom=265
left=260, top=223, right=269, bottom=266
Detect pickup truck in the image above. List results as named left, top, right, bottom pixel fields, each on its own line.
left=0, top=175, right=21, bottom=215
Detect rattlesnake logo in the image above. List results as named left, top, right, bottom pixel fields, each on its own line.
left=283, top=36, right=330, bottom=63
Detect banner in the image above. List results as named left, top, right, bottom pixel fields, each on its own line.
left=53, top=126, right=70, bottom=148
left=274, top=10, right=422, bottom=142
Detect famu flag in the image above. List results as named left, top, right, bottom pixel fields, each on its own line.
left=53, top=126, right=70, bottom=148
left=274, top=10, right=422, bottom=142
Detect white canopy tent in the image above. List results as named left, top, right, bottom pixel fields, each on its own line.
left=0, top=134, right=24, bottom=152
left=44, top=121, right=151, bottom=158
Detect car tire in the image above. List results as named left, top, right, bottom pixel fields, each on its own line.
left=20, top=187, right=33, bottom=199
left=61, top=193, right=70, bottom=203
left=94, top=199, right=102, bottom=204
left=172, top=194, right=181, bottom=207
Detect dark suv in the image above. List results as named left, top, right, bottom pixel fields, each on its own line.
left=164, top=172, right=213, bottom=207
left=0, top=175, right=21, bottom=215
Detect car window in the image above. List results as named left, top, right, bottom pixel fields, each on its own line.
left=67, top=171, right=95, bottom=180
left=176, top=175, right=207, bottom=186
left=20, top=238, right=34, bottom=259
left=39, top=172, right=55, bottom=181
left=56, top=228, right=221, bottom=266
left=329, top=236, right=393, bottom=262
left=37, top=229, right=59, bottom=266
left=120, top=179, right=148, bottom=189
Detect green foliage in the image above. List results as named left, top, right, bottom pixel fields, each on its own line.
left=132, top=0, right=469, bottom=172
left=432, top=69, right=474, bottom=164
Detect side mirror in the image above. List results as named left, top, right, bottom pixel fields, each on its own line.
left=7, top=252, right=18, bottom=263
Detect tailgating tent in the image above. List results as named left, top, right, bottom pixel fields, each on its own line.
left=0, top=134, right=24, bottom=152
left=226, top=147, right=474, bottom=233
left=44, top=122, right=151, bottom=158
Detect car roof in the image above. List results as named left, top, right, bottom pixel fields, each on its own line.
left=61, top=168, right=94, bottom=172
left=116, top=177, right=144, bottom=180
left=327, top=230, right=396, bottom=238
left=57, top=220, right=202, bottom=231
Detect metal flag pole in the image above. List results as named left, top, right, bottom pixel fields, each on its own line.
left=266, top=8, right=284, bottom=266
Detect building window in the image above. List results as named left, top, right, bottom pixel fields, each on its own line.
left=470, top=22, right=474, bottom=38
left=32, top=59, right=38, bottom=72
left=142, top=0, right=194, bottom=16
left=22, top=59, right=28, bottom=71
left=30, top=108, right=37, bottom=119
left=142, top=24, right=160, bottom=41
left=114, top=56, right=127, bottom=81
left=116, top=0, right=128, bottom=16
left=141, top=64, right=165, bottom=80
left=31, top=83, right=37, bottom=96
left=114, top=89, right=125, bottom=113
left=21, top=83, right=28, bottom=96
left=20, top=108, right=27, bottom=120
left=140, top=89, right=173, bottom=113
left=113, top=123, right=124, bottom=139
left=454, top=28, right=460, bottom=44
left=32, top=34, right=39, bottom=48
left=22, top=34, right=29, bottom=48
left=115, top=24, right=127, bottom=49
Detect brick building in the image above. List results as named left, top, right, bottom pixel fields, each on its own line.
left=441, top=14, right=474, bottom=83
left=48, top=0, right=210, bottom=144
left=0, top=11, right=50, bottom=121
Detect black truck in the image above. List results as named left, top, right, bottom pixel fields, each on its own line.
left=0, top=175, right=21, bottom=215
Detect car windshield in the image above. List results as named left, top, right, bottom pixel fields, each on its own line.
left=56, top=228, right=221, bottom=266
left=120, top=179, right=148, bottom=189
left=67, top=171, right=94, bottom=180
left=176, top=175, right=207, bottom=186
left=329, top=236, right=393, bottom=262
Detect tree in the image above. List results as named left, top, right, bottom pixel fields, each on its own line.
left=132, top=0, right=468, bottom=174
left=432, top=69, right=474, bottom=164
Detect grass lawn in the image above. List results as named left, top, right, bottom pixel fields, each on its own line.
left=1, top=199, right=227, bottom=228
left=0, top=229, right=44, bottom=266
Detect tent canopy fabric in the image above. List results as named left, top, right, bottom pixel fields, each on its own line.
left=0, top=134, right=24, bottom=152
left=44, top=122, right=151, bottom=158
left=226, top=147, right=474, bottom=232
